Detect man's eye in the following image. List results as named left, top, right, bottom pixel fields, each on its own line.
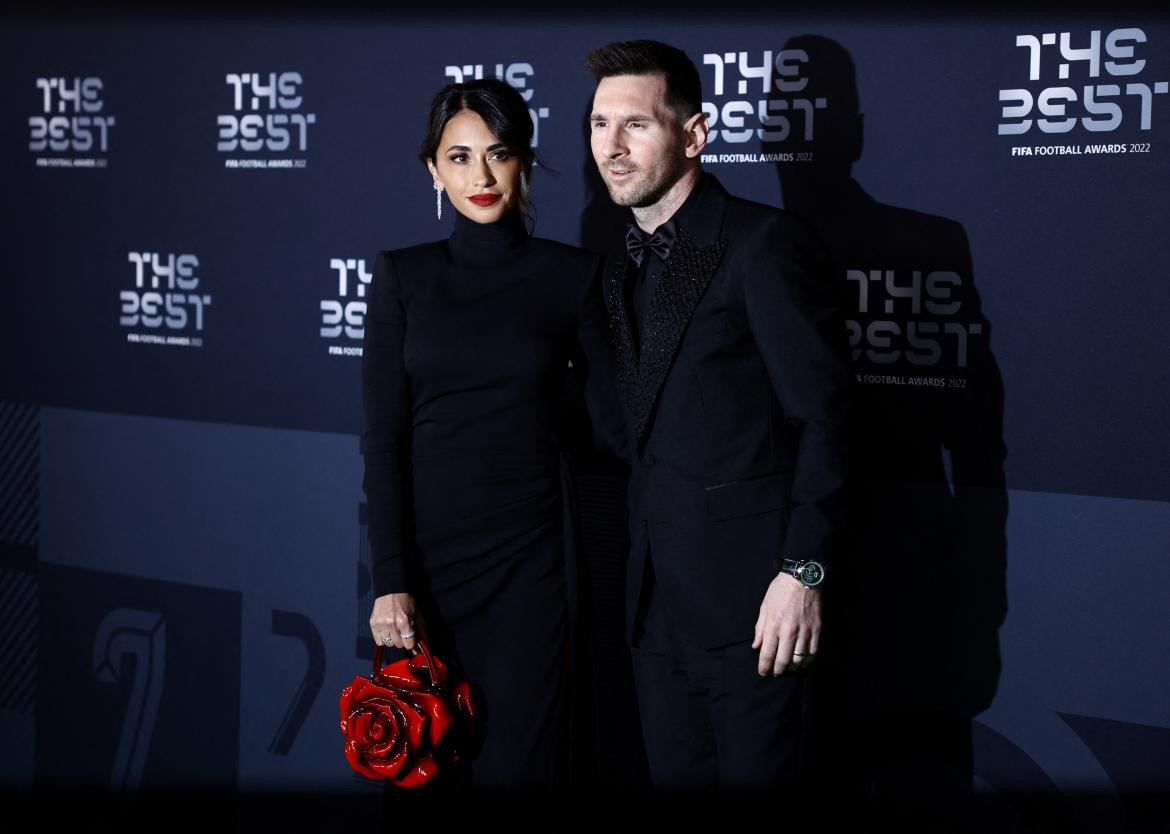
left=591, top=121, right=606, bottom=129
left=629, top=122, right=645, bottom=129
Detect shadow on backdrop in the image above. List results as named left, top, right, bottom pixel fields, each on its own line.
left=766, top=35, right=1012, bottom=832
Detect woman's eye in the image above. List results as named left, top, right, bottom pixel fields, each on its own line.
left=491, top=151, right=511, bottom=161
left=448, top=154, right=467, bottom=163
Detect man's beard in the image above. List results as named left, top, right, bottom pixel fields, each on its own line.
left=602, top=158, right=686, bottom=208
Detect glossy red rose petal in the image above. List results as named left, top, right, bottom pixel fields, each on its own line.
left=396, top=751, right=440, bottom=788
left=451, top=680, right=478, bottom=721
left=408, top=692, right=454, bottom=746
left=376, top=667, right=425, bottom=690
left=367, top=741, right=411, bottom=780
left=343, top=739, right=384, bottom=780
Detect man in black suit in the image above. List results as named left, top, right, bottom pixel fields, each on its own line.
left=585, top=40, right=852, bottom=793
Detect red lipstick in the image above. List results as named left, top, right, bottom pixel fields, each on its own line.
left=469, top=194, right=500, bottom=207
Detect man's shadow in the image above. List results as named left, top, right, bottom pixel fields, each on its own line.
left=763, top=35, right=1009, bottom=827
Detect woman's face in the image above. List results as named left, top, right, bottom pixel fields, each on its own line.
left=427, top=108, right=523, bottom=224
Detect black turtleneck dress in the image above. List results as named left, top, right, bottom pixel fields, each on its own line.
left=361, top=210, right=623, bottom=790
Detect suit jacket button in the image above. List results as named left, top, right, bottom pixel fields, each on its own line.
left=641, top=520, right=648, bottom=528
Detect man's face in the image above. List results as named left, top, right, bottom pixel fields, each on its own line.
left=589, top=73, right=689, bottom=208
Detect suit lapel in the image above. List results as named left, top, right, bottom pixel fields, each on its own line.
left=630, top=226, right=727, bottom=446
left=603, top=173, right=733, bottom=450
left=603, top=254, right=638, bottom=387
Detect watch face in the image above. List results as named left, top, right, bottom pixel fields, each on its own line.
left=798, top=562, right=824, bottom=586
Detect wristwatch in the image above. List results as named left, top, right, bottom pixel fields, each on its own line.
left=774, top=558, right=826, bottom=589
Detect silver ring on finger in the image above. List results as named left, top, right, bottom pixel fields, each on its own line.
left=400, top=629, right=415, bottom=639
left=381, top=634, right=394, bottom=646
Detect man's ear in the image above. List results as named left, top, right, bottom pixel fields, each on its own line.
left=683, top=112, right=709, bottom=159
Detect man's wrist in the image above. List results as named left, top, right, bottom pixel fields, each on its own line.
left=773, top=558, right=826, bottom=589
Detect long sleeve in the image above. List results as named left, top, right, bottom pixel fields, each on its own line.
left=743, top=215, right=852, bottom=571
left=361, top=250, right=415, bottom=596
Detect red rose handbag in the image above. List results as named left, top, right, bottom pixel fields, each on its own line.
left=338, top=640, right=480, bottom=787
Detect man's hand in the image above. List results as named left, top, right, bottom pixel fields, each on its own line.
left=369, top=592, right=427, bottom=652
left=752, top=573, right=822, bottom=676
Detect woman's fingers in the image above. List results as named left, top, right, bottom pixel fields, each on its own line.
left=370, top=592, right=418, bottom=651
left=397, top=609, right=417, bottom=651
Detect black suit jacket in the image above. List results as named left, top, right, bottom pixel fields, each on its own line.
left=604, top=173, right=851, bottom=650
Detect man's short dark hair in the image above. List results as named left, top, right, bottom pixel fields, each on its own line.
left=585, top=39, right=703, bottom=123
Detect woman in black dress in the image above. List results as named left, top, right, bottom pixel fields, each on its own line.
left=362, top=78, right=624, bottom=792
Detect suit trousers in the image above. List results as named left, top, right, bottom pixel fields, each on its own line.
left=628, top=549, right=808, bottom=794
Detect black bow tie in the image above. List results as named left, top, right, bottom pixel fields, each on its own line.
left=625, top=220, right=677, bottom=268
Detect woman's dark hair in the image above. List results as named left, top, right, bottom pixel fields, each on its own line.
left=418, top=77, right=537, bottom=214
left=584, top=39, right=703, bottom=124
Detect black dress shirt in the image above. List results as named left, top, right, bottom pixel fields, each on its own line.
left=626, top=175, right=712, bottom=344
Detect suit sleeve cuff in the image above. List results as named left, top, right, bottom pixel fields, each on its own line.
left=371, top=556, right=409, bottom=598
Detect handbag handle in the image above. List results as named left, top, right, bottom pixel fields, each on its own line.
left=372, top=639, right=443, bottom=693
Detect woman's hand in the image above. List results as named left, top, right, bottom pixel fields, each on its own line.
left=370, top=592, right=427, bottom=652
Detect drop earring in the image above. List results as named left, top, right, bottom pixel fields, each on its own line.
left=434, top=183, right=443, bottom=220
